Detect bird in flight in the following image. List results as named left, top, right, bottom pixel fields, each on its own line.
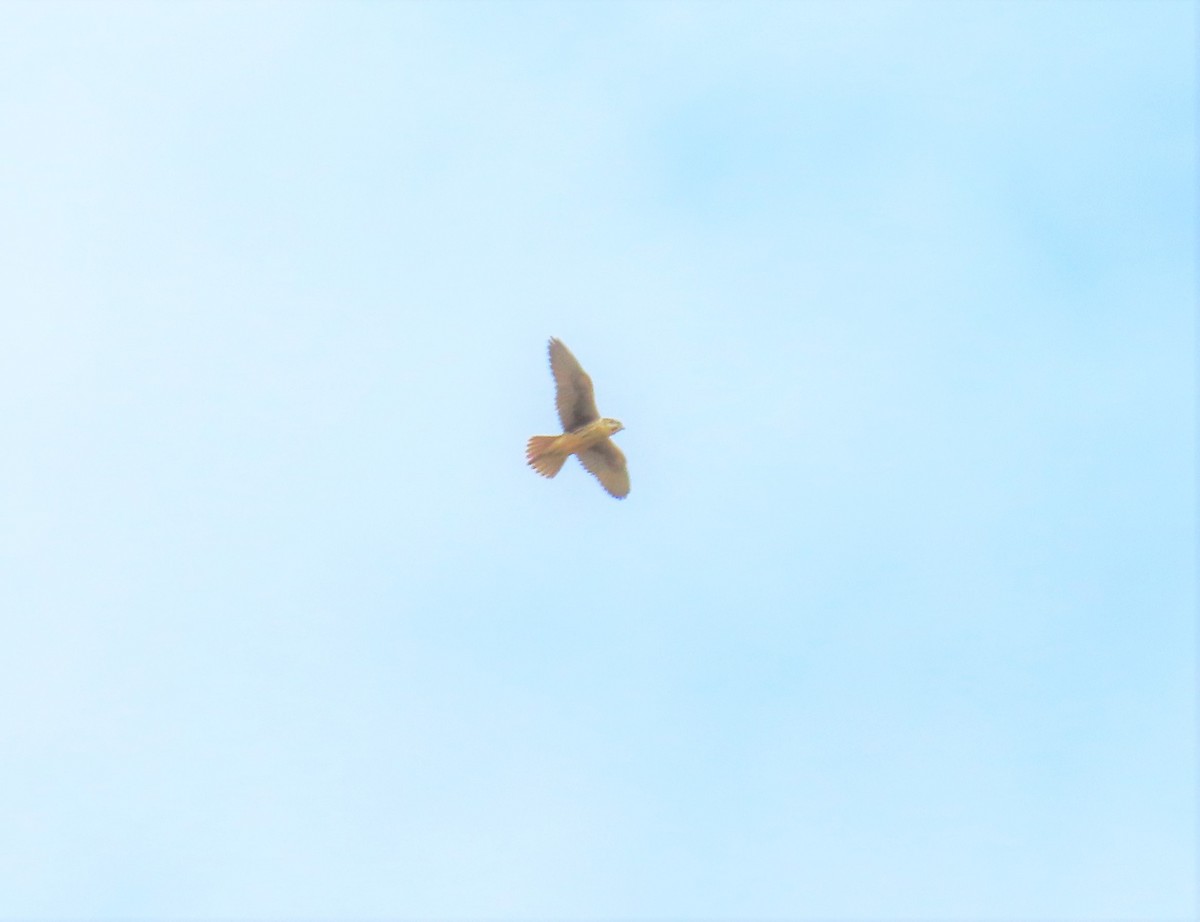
left=526, top=337, right=629, bottom=499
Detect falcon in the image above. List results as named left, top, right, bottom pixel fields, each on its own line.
left=526, top=338, right=629, bottom=499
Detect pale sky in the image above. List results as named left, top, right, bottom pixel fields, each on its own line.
left=0, top=1, right=1195, bottom=919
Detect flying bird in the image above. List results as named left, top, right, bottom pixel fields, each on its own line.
left=526, top=338, right=629, bottom=499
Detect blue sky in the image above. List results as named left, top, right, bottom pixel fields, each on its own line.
left=0, top=1, right=1194, bottom=918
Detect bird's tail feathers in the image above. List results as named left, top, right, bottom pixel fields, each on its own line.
left=526, top=436, right=567, bottom=478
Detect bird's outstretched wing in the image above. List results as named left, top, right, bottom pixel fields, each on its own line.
left=549, top=338, right=600, bottom=432
left=577, top=440, right=630, bottom=499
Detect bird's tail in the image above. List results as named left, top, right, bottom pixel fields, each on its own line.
left=526, top=435, right=568, bottom=478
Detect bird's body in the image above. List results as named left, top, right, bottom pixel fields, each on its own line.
left=526, top=338, right=629, bottom=499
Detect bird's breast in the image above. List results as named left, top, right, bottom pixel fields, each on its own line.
left=556, top=419, right=614, bottom=455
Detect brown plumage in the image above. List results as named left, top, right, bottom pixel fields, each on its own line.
left=526, top=338, right=629, bottom=499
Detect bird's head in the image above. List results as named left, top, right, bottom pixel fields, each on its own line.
left=601, top=418, right=624, bottom=436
